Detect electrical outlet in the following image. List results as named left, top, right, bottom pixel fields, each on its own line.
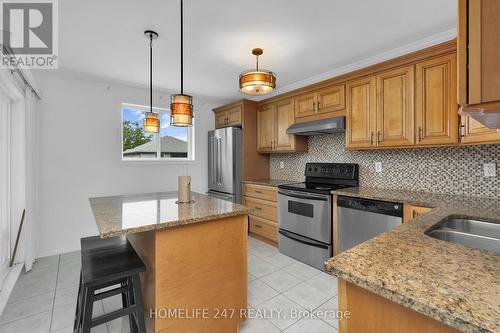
left=484, top=163, right=496, bottom=177
left=280, top=161, right=285, bottom=169
left=375, top=162, right=382, bottom=173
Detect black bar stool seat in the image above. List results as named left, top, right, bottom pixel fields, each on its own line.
left=74, top=236, right=147, bottom=333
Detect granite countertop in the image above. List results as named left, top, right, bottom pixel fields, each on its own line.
left=89, top=191, right=252, bottom=238
left=243, top=179, right=297, bottom=187
left=326, top=187, right=500, bottom=333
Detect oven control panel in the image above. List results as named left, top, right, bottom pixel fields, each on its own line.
left=305, top=163, right=358, bottom=180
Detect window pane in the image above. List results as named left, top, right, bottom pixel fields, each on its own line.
left=160, top=113, right=188, bottom=158
left=122, top=107, right=157, bottom=159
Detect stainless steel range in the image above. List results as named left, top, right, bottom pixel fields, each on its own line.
left=277, top=163, right=359, bottom=270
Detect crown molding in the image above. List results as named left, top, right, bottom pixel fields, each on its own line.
left=252, top=28, right=457, bottom=101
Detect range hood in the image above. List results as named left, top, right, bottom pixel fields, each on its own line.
left=286, top=116, right=345, bottom=136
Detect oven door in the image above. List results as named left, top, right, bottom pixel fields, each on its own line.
left=278, top=189, right=331, bottom=244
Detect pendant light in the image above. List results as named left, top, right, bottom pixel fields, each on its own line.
left=170, top=0, right=193, bottom=127
left=144, top=30, right=160, bottom=133
left=239, top=48, right=276, bottom=95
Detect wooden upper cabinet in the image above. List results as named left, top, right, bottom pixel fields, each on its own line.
left=257, top=104, right=275, bottom=152
left=376, top=65, right=415, bottom=147
left=317, top=85, right=346, bottom=114
left=415, top=54, right=459, bottom=145
left=214, top=104, right=242, bottom=128
left=460, top=116, right=500, bottom=144
left=346, top=76, right=377, bottom=149
left=274, top=99, right=296, bottom=151
left=257, top=99, right=307, bottom=153
left=294, top=92, right=316, bottom=119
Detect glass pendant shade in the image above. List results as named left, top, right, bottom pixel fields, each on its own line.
left=144, top=111, right=159, bottom=133
left=170, top=94, right=193, bottom=126
left=239, top=70, right=276, bottom=95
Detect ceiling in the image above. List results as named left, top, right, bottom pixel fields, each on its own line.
left=57, top=0, right=456, bottom=102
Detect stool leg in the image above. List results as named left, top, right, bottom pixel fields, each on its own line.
left=73, top=270, right=83, bottom=333
left=81, top=286, right=95, bottom=333
left=131, top=275, right=146, bottom=333
left=121, top=279, right=137, bottom=333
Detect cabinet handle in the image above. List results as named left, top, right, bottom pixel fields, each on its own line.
left=412, top=210, right=419, bottom=219
left=254, top=224, right=262, bottom=229
left=317, top=101, right=321, bottom=110
left=377, top=130, right=381, bottom=144
left=418, top=127, right=423, bottom=142
left=370, top=131, right=374, bottom=145
left=254, top=206, right=262, bottom=210
left=313, top=102, right=316, bottom=112
left=255, top=190, right=263, bottom=194
left=460, top=124, right=465, bottom=138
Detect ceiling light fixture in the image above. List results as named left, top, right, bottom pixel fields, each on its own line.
left=170, top=0, right=193, bottom=127
left=239, top=48, right=276, bottom=95
left=143, top=30, right=159, bottom=133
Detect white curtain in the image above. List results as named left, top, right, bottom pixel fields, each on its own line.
left=23, top=87, right=36, bottom=271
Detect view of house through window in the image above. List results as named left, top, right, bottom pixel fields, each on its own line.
left=121, top=104, right=194, bottom=160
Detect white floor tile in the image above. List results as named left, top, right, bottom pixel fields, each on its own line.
left=261, top=252, right=297, bottom=269
left=248, top=256, right=278, bottom=278
left=0, top=311, right=52, bottom=333
left=284, top=318, right=337, bottom=333
left=247, top=280, right=279, bottom=307
left=283, top=282, right=331, bottom=310
left=60, top=251, right=81, bottom=265
left=248, top=273, right=257, bottom=282
left=106, top=317, right=130, bottom=333
left=238, top=317, right=280, bottom=333
left=260, top=270, right=302, bottom=293
left=52, top=298, right=104, bottom=332
left=54, top=285, right=79, bottom=307
left=0, top=292, right=54, bottom=325
left=314, top=297, right=339, bottom=328
left=9, top=274, right=57, bottom=302
left=255, top=294, right=304, bottom=330
left=31, top=255, right=59, bottom=272
left=282, top=261, right=322, bottom=281
left=305, top=272, right=338, bottom=297
left=56, top=269, right=80, bottom=290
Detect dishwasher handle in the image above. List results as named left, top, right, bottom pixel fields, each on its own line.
left=337, top=196, right=403, bottom=218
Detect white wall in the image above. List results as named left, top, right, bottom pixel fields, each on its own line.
left=34, top=71, right=218, bottom=257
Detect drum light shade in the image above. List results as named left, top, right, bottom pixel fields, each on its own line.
left=239, top=48, right=276, bottom=95
left=170, top=94, right=193, bottom=126
left=144, top=111, right=159, bottom=133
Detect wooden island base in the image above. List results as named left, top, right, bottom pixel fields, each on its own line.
left=338, top=279, right=461, bottom=333
left=127, top=215, right=248, bottom=333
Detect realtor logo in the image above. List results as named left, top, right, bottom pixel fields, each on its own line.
left=1, top=0, right=58, bottom=68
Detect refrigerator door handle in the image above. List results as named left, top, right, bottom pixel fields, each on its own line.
left=212, top=137, right=217, bottom=184
left=217, top=137, right=222, bottom=186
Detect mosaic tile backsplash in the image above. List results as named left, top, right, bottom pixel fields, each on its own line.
left=270, top=134, right=500, bottom=199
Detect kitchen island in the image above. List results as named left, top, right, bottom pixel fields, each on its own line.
left=327, top=187, right=500, bottom=333
left=89, top=191, right=251, bottom=333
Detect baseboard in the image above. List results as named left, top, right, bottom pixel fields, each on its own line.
left=0, top=264, right=23, bottom=315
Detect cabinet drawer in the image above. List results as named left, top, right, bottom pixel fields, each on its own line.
left=243, top=184, right=277, bottom=202
left=243, top=196, right=277, bottom=221
left=249, top=216, right=278, bottom=242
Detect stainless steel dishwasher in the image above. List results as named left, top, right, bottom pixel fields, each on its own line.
left=337, top=196, right=403, bottom=253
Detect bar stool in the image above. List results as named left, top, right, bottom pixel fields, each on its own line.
left=74, top=236, right=146, bottom=333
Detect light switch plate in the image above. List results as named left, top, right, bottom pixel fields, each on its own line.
left=484, top=163, right=496, bottom=177
left=375, top=162, right=382, bottom=173
left=280, top=161, right=285, bottom=169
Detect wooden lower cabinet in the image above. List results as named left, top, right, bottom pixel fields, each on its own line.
left=243, top=183, right=278, bottom=245
left=338, top=279, right=461, bottom=333
left=403, top=204, right=432, bottom=222
left=249, top=216, right=278, bottom=242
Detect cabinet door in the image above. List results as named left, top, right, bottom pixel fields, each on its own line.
left=403, top=205, right=432, bottom=222
left=257, top=104, right=275, bottom=152
left=460, top=116, right=500, bottom=144
left=226, top=105, right=242, bottom=126
left=215, top=111, right=227, bottom=128
left=294, top=92, right=316, bottom=119
left=376, top=65, right=415, bottom=147
left=274, top=99, right=296, bottom=151
left=415, top=54, right=458, bottom=145
left=317, top=84, right=345, bottom=114
left=346, top=76, right=377, bottom=149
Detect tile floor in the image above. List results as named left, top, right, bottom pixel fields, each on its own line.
left=0, top=236, right=338, bottom=333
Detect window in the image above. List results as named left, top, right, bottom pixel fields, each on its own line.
left=121, top=103, right=194, bottom=161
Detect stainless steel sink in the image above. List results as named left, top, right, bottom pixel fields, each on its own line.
left=425, top=217, right=500, bottom=254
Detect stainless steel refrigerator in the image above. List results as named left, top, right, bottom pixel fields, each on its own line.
left=207, top=127, right=242, bottom=203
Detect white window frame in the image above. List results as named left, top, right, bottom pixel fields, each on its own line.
left=121, top=103, right=195, bottom=163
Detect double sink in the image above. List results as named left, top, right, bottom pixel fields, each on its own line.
left=425, top=216, right=500, bottom=254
